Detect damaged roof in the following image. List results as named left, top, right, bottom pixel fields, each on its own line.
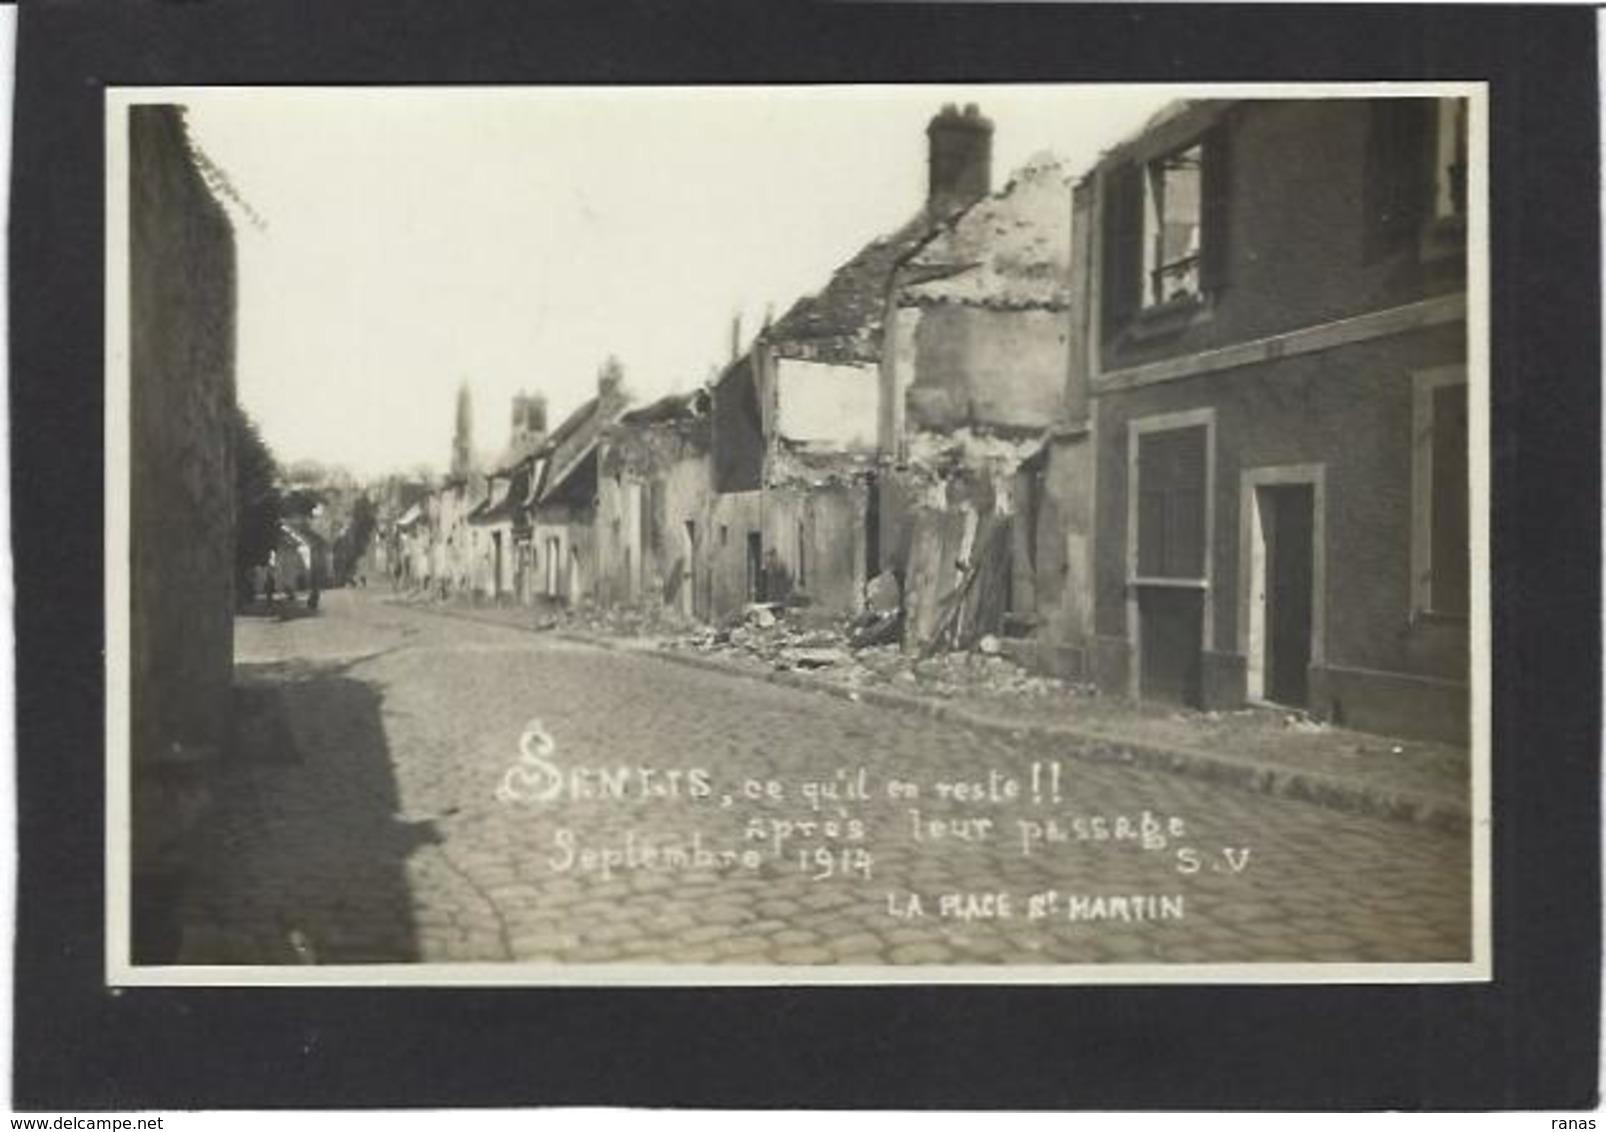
left=765, top=212, right=942, bottom=366
left=898, top=154, right=1073, bottom=311
left=537, top=393, right=627, bottom=503
left=617, top=388, right=709, bottom=427
left=469, top=461, right=534, bottom=525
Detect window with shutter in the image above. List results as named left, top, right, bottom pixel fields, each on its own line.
left=1141, top=144, right=1204, bottom=308
left=1198, top=124, right=1230, bottom=293
left=1100, top=162, right=1143, bottom=334
left=1411, top=370, right=1469, bottom=619
left=1101, top=125, right=1228, bottom=334
left=1363, top=98, right=1433, bottom=260
left=1429, top=384, right=1469, bottom=615
left=1137, top=426, right=1208, bottom=579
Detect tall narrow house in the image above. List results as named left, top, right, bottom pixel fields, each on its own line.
left=1066, top=98, right=1471, bottom=742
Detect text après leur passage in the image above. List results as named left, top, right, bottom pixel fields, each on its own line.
left=496, top=719, right=1252, bottom=923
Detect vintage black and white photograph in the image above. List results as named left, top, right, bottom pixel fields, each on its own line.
left=107, top=83, right=1488, bottom=982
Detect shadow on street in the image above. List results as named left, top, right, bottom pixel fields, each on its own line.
left=168, top=654, right=438, bottom=964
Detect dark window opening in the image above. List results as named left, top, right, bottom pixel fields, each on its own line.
left=1143, top=144, right=1203, bottom=306
left=1102, top=124, right=1228, bottom=333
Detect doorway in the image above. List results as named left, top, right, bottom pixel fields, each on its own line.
left=682, top=520, right=698, bottom=619
left=1139, top=587, right=1204, bottom=706
left=1246, top=479, right=1318, bottom=708
left=746, top=532, right=764, bottom=603
left=544, top=536, right=561, bottom=598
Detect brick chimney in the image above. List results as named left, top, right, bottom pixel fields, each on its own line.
left=927, top=102, right=993, bottom=219
left=597, top=356, right=625, bottom=403
left=510, top=392, right=548, bottom=450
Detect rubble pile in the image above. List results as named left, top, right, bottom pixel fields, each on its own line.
left=664, top=601, right=1092, bottom=706
left=840, top=644, right=1083, bottom=700
left=403, top=588, right=1093, bottom=708
left=533, top=600, right=695, bottom=639
left=669, top=604, right=851, bottom=669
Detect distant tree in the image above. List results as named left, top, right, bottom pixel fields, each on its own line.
left=232, top=404, right=282, bottom=598
left=336, top=493, right=379, bottom=582
left=280, top=487, right=324, bottom=520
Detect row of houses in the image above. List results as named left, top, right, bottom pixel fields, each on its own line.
left=386, top=96, right=1471, bottom=744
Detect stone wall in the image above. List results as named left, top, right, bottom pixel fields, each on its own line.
left=128, top=104, right=237, bottom=957
left=897, top=306, right=1069, bottom=434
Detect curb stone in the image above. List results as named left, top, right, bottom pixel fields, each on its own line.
left=551, top=632, right=1471, bottom=835
left=390, top=600, right=1470, bottom=834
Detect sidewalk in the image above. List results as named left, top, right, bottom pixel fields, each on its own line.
left=384, top=593, right=1473, bottom=833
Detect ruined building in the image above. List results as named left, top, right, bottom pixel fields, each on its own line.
left=877, top=151, right=1076, bottom=654
left=708, top=103, right=998, bottom=621
left=596, top=387, right=714, bottom=617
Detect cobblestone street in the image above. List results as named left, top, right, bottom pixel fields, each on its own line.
left=178, top=590, right=1474, bottom=968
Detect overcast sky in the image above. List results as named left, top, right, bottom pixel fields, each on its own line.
left=177, top=86, right=1171, bottom=479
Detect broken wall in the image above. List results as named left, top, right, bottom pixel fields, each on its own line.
left=762, top=481, right=868, bottom=617
left=1022, top=430, right=1097, bottom=680
left=897, top=305, right=1068, bottom=433
left=661, top=453, right=713, bottom=617
left=707, top=490, right=763, bottom=620
left=773, top=356, right=880, bottom=450
left=712, top=354, right=763, bottom=492
left=531, top=507, right=596, bottom=606
left=597, top=421, right=712, bottom=614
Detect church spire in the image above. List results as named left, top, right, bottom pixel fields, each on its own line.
left=450, top=381, right=474, bottom=478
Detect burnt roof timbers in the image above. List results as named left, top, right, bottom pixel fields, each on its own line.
left=766, top=213, right=943, bottom=364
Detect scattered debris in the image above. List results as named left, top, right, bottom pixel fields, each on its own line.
left=848, top=609, right=901, bottom=649
left=865, top=570, right=902, bottom=615
left=790, top=647, right=851, bottom=669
